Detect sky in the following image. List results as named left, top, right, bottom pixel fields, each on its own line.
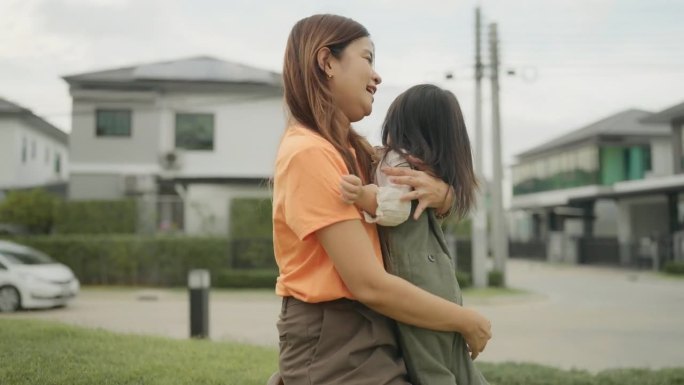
left=2, top=0, right=683, bottom=182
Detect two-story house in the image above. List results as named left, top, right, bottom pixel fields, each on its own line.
left=0, top=98, right=69, bottom=197
left=63, top=56, right=285, bottom=235
left=509, top=107, right=682, bottom=269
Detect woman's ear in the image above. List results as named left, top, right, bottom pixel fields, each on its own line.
left=316, top=47, right=334, bottom=78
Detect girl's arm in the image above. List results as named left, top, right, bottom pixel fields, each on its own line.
left=316, top=219, right=492, bottom=359
left=340, top=150, right=412, bottom=226
left=340, top=177, right=380, bottom=216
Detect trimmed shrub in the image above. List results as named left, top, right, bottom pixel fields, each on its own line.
left=229, top=198, right=275, bottom=269
left=229, top=198, right=272, bottom=239
left=663, top=261, right=684, bottom=275
left=488, top=269, right=505, bottom=287
left=456, top=271, right=472, bottom=289
left=53, top=200, right=137, bottom=235
left=0, top=189, right=58, bottom=234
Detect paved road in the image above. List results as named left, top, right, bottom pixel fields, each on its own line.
left=2, top=259, right=683, bottom=372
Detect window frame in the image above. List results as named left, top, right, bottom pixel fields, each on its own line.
left=174, top=112, right=215, bottom=151
left=96, top=109, right=132, bottom=137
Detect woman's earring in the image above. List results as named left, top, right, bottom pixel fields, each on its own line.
left=327, top=73, right=333, bottom=79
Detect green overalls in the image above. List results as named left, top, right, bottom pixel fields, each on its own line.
left=384, top=203, right=489, bottom=385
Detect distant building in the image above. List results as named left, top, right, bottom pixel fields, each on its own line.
left=509, top=107, right=683, bottom=268
left=0, top=98, right=69, bottom=197
left=63, top=56, right=285, bottom=235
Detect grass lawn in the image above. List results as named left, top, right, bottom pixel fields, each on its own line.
left=2, top=319, right=683, bottom=385
left=0, top=319, right=278, bottom=385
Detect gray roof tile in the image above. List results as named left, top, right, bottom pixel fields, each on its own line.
left=517, top=109, right=670, bottom=159
left=63, top=56, right=282, bottom=86
left=0, top=97, right=68, bottom=145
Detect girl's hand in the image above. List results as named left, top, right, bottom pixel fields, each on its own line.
left=382, top=166, right=450, bottom=220
left=340, top=175, right=364, bottom=204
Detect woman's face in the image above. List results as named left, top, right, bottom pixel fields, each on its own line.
left=328, top=37, right=382, bottom=123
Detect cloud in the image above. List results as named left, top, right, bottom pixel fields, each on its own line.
left=0, top=0, right=682, bottom=152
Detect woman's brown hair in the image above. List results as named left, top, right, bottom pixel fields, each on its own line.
left=283, top=14, right=376, bottom=182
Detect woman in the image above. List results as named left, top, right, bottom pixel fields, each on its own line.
left=272, top=14, right=492, bottom=384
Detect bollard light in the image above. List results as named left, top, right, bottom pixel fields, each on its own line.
left=188, top=269, right=210, bottom=339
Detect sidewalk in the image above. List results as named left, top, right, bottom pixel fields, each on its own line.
left=3, top=259, right=683, bottom=372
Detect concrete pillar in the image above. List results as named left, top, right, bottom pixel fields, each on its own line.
left=667, top=192, right=680, bottom=234
left=581, top=201, right=596, bottom=239
left=616, top=200, right=633, bottom=266
left=532, top=213, right=542, bottom=240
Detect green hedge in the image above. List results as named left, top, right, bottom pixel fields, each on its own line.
left=3, top=235, right=276, bottom=286
left=53, top=200, right=137, bottom=235
left=664, top=261, right=684, bottom=275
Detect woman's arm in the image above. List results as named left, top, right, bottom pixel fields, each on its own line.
left=317, top=219, right=492, bottom=359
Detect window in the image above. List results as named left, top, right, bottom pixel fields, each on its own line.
left=31, top=140, right=36, bottom=159
left=55, top=153, right=62, bottom=174
left=175, top=113, right=214, bottom=150
left=45, top=146, right=50, bottom=164
left=21, top=137, right=27, bottom=163
left=644, top=145, right=652, bottom=172
left=96, top=109, right=132, bottom=137
left=0, top=261, right=6, bottom=270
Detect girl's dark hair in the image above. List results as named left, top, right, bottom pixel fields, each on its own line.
left=283, top=14, right=376, bottom=182
left=381, top=84, right=478, bottom=220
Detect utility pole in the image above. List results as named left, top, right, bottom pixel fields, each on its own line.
left=489, top=22, right=508, bottom=284
left=471, top=7, right=488, bottom=288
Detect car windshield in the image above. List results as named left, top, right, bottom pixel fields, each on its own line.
left=0, top=249, right=55, bottom=265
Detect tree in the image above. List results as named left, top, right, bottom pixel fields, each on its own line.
left=0, top=189, right=58, bottom=234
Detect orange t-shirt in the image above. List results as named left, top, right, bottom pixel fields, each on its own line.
left=272, top=124, right=383, bottom=303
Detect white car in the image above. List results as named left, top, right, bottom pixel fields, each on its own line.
left=0, top=240, right=80, bottom=312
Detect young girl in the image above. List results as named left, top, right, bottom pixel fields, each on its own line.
left=341, top=84, right=490, bottom=385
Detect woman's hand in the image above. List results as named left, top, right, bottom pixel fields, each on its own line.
left=461, top=308, right=492, bottom=360
left=382, top=163, right=451, bottom=220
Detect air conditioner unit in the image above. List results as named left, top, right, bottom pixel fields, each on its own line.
left=123, top=174, right=156, bottom=193
left=160, top=150, right=184, bottom=170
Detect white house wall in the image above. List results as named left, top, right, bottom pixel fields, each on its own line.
left=593, top=200, right=618, bottom=237
left=70, top=91, right=285, bottom=190
left=70, top=97, right=161, bottom=170
left=184, top=183, right=271, bottom=236
left=0, top=119, right=16, bottom=187
left=160, top=95, right=285, bottom=178
left=650, top=138, right=674, bottom=177
left=0, top=117, right=68, bottom=189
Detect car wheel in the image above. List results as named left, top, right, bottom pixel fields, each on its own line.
left=0, top=286, right=21, bottom=313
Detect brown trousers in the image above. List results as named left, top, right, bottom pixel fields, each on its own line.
left=277, top=297, right=412, bottom=385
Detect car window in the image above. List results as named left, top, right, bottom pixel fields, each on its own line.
left=0, top=261, right=6, bottom=270
left=0, top=250, right=54, bottom=265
